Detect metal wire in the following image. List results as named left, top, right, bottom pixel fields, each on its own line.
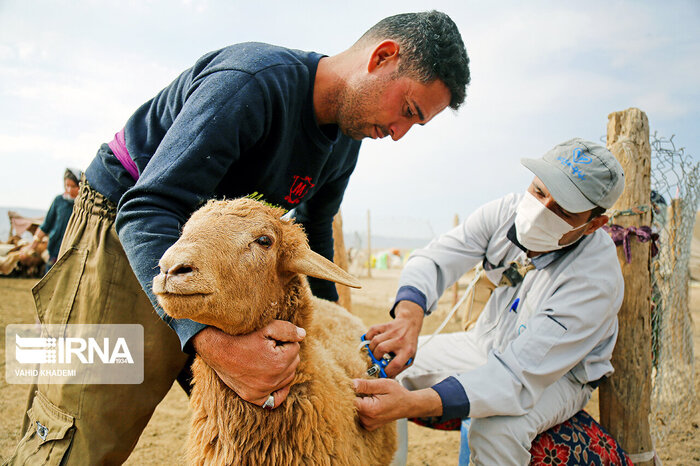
left=648, top=132, right=699, bottom=444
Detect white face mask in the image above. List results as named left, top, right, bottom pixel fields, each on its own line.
left=514, top=192, right=588, bottom=252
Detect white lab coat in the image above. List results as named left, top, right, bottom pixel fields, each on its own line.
left=399, top=192, right=624, bottom=418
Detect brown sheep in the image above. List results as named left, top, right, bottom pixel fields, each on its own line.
left=152, top=198, right=396, bottom=465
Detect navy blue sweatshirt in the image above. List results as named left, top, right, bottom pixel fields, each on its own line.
left=85, top=43, right=361, bottom=350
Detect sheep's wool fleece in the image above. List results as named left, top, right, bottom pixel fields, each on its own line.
left=154, top=198, right=396, bottom=464
left=188, top=297, right=396, bottom=465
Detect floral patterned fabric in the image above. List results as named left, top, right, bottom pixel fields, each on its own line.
left=530, top=411, right=633, bottom=466
left=409, top=410, right=633, bottom=465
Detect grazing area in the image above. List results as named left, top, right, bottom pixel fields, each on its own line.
left=1, top=271, right=699, bottom=464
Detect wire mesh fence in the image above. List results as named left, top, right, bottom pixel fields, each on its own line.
left=647, top=132, right=699, bottom=445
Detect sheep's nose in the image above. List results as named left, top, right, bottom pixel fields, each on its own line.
left=166, top=263, right=194, bottom=276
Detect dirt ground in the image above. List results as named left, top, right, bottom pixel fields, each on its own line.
left=1, top=271, right=698, bottom=464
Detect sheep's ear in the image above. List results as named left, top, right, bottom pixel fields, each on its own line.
left=286, top=248, right=361, bottom=289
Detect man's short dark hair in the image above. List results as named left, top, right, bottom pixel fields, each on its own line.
left=358, top=11, right=471, bottom=110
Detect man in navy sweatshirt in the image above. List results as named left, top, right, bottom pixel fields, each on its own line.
left=9, top=11, right=470, bottom=464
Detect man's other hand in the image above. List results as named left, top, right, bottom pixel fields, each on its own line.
left=365, top=300, right=424, bottom=377
left=353, top=378, right=442, bottom=431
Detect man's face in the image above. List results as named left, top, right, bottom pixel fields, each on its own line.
left=527, top=177, right=597, bottom=246
left=336, top=74, right=451, bottom=141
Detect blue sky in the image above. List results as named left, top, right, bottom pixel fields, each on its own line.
left=1, top=0, right=698, bottom=239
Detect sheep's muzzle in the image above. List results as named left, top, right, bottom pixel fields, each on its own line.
left=152, top=261, right=217, bottom=297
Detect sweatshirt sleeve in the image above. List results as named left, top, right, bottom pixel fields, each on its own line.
left=115, top=70, right=267, bottom=351
left=394, top=197, right=506, bottom=314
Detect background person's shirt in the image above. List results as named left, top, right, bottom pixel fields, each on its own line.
left=39, top=195, right=74, bottom=260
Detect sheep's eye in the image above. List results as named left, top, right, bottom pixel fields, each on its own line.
left=254, top=235, right=273, bottom=248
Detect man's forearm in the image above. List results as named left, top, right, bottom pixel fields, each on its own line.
left=407, top=388, right=443, bottom=419
left=354, top=379, right=444, bottom=430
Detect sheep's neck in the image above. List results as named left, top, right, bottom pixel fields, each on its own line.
left=215, top=275, right=312, bottom=336
left=273, top=274, right=313, bottom=330
left=201, top=275, right=317, bottom=389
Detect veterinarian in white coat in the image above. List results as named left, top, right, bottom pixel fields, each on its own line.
left=354, top=138, right=626, bottom=465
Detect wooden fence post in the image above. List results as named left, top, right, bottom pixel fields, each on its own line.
left=599, top=107, right=654, bottom=465
left=332, top=211, right=352, bottom=311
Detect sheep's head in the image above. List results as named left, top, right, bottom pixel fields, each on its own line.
left=152, top=198, right=360, bottom=334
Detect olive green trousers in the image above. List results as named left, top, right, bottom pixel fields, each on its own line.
left=7, top=180, right=189, bottom=465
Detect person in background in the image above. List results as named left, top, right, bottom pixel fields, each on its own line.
left=21, top=168, right=81, bottom=273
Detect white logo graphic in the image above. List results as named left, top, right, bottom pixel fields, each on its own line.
left=15, top=335, right=57, bottom=363
left=15, top=334, right=134, bottom=365
left=7, top=324, right=144, bottom=385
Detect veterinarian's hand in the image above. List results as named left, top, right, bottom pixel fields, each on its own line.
left=353, top=378, right=442, bottom=431
left=193, top=321, right=305, bottom=409
left=365, top=300, right=424, bottom=377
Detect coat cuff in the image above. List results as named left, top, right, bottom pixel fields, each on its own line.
left=432, top=376, right=470, bottom=422
left=170, top=317, right=208, bottom=353
left=390, top=286, right=428, bottom=317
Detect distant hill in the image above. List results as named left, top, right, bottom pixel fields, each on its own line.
left=0, top=206, right=46, bottom=240
left=2, top=209, right=695, bottom=279
left=0, top=207, right=433, bottom=248
left=343, top=231, right=432, bottom=251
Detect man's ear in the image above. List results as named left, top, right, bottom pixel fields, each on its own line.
left=584, top=214, right=609, bottom=235
left=367, top=40, right=400, bottom=73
